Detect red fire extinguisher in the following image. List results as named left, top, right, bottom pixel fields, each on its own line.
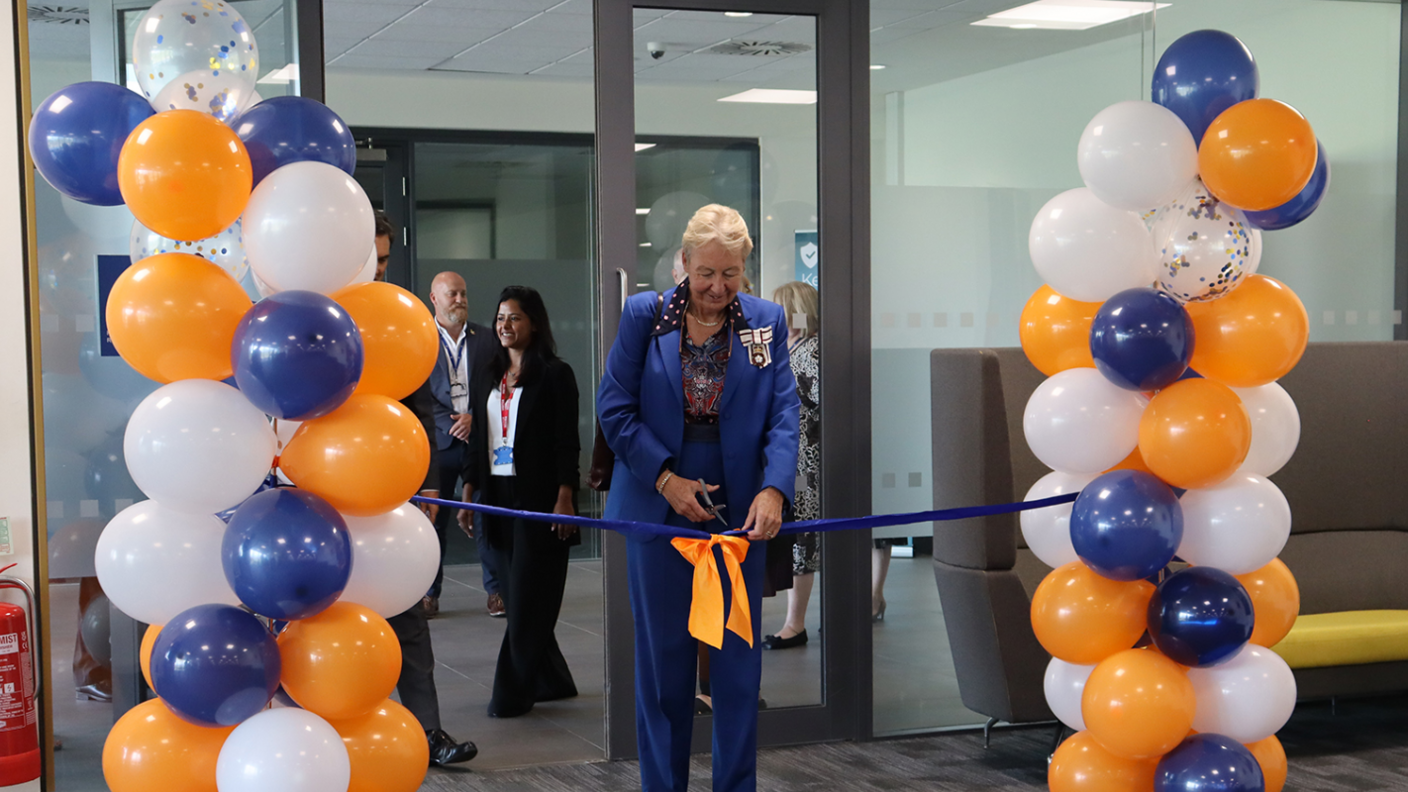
left=0, top=565, right=39, bottom=786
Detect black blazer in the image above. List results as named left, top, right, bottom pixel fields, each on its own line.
left=462, top=356, right=581, bottom=527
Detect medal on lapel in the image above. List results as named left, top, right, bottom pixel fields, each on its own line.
left=739, top=327, right=773, bottom=368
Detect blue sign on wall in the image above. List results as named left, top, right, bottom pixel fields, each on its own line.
left=794, top=230, right=818, bottom=288
left=97, top=254, right=132, bottom=357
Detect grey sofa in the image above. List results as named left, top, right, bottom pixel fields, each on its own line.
left=929, top=342, right=1408, bottom=724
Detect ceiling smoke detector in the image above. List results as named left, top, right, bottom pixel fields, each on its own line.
left=28, top=5, right=88, bottom=24
left=706, top=40, right=812, bottom=57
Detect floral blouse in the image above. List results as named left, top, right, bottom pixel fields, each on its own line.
left=681, top=321, right=732, bottom=424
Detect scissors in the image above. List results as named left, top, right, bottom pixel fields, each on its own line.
left=697, top=478, right=727, bottom=528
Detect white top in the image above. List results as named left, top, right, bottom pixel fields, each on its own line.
left=438, top=323, right=470, bottom=414
left=487, top=383, right=520, bottom=476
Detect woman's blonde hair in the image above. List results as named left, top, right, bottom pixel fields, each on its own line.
left=771, top=281, right=819, bottom=337
left=682, top=204, right=754, bottom=261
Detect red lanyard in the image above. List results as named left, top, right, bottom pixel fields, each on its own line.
left=499, top=373, right=515, bottom=444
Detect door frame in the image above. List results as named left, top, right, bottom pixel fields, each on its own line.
left=592, top=0, right=872, bottom=759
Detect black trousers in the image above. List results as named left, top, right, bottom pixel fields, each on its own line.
left=387, top=603, right=440, bottom=732
left=485, top=476, right=577, bottom=717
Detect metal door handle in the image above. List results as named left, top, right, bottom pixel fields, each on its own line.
left=617, top=268, right=628, bottom=314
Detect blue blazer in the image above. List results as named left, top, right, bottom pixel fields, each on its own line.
left=597, top=288, right=800, bottom=536
left=428, top=320, right=500, bottom=451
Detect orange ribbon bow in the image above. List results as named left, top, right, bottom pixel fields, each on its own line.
left=670, top=534, right=753, bottom=649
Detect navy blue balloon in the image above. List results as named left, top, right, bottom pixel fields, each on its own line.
left=222, top=488, right=352, bottom=620
left=149, top=604, right=281, bottom=727
left=231, top=290, right=363, bottom=420
left=1070, top=470, right=1183, bottom=582
left=1148, top=566, right=1255, bottom=668
left=1153, top=30, right=1260, bottom=145
left=1156, top=734, right=1266, bottom=792
left=1245, top=141, right=1330, bottom=231
left=234, top=96, right=357, bottom=186
left=1090, top=288, right=1195, bottom=392
left=29, top=82, right=155, bottom=205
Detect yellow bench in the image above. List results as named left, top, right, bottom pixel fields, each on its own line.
left=1271, top=611, right=1408, bottom=669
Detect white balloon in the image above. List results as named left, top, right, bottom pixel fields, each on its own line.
left=216, top=708, right=350, bottom=792
left=1044, top=658, right=1094, bottom=732
left=1029, top=188, right=1159, bottom=302
left=1188, top=645, right=1297, bottom=743
left=1151, top=179, right=1262, bottom=303
left=1231, top=383, right=1300, bottom=477
left=124, top=380, right=276, bottom=515
left=1020, top=471, right=1096, bottom=568
left=338, top=504, right=441, bottom=617
left=149, top=69, right=260, bottom=125
left=132, top=0, right=259, bottom=101
left=244, top=161, right=374, bottom=295
left=1023, top=369, right=1147, bottom=474
left=351, top=245, right=377, bottom=285
left=1078, top=101, right=1198, bottom=212
left=130, top=218, right=249, bottom=281
left=95, top=500, right=240, bottom=625
left=1177, top=474, right=1291, bottom=575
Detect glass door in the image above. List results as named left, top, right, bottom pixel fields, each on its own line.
left=596, top=0, right=872, bottom=758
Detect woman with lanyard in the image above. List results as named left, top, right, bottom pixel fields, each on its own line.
left=458, top=285, right=581, bottom=718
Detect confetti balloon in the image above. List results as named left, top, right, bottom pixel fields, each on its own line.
left=132, top=0, right=259, bottom=101
left=130, top=218, right=249, bottom=282
left=1151, top=179, right=1261, bottom=303
left=149, top=69, right=260, bottom=125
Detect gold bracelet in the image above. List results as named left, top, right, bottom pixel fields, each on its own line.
left=656, top=470, right=674, bottom=494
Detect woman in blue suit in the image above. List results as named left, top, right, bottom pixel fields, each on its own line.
left=598, top=204, right=800, bottom=792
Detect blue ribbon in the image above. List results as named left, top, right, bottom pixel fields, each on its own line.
left=409, top=492, right=1080, bottom=542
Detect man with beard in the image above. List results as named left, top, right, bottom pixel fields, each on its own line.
left=428, top=271, right=504, bottom=617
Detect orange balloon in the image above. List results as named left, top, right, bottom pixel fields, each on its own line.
left=118, top=110, right=252, bottom=241
left=140, top=624, right=161, bottom=693
left=1246, top=735, right=1287, bottom=792
left=1235, top=558, right=1300, bottom=648
left=1105, top=445, right=1156, bottom=478
left=1083, top=648, right=1196, bottom=760
left=1020, top=285, right=1100, bottom=377
left=1199, top=99, right=1317, bottom=211
left=279, top=394, right=431, bottom=516
left=1139, top=379, right=1251, bottom=490
left=1031, top=562, right=1155, bottom=665
left=1186, top=275, right=1309, bottom=388
left=102, top=698, right=233, bottom=792
left=105, top=253, right=253, bottom=383
left=332, top=282, right=439, bottom=400
left=1049, top=730, right=1158, bottom=792
left=331, top=699, right=430, bottom=792
left=278, top=601, right=402, bottom=721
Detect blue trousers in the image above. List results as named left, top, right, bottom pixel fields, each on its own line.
left=627, top=439, right=764, bottom=792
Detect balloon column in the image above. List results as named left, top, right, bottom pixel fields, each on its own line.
left=1025, top=30, right=1314, bottom=792
left=30, top=2, right=437, bottom=790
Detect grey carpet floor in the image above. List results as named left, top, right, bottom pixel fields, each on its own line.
left=422, top=694, right=1408, bottom=791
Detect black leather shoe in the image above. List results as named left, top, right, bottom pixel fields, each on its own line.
left=761, top=629, right=808, bottom=650
left=427, top=729, right=477, bottom=766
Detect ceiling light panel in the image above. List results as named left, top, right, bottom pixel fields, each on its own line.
left=717, top=88, right=816, bottom=104
left=976, top=0, right=1170, bottom=31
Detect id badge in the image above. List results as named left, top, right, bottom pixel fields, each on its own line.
left=493, top=445, right=514, bottom=465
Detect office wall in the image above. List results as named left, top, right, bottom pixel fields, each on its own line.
left=326, top=69, right=818, bottom=294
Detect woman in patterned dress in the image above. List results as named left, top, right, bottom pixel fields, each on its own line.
left=762, top=281, right=820, bottom=650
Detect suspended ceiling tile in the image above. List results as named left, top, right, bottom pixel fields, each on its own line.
left=433, top=58, right=545, bottom=74
left=632, top=17, right=775, bottom=44
left=421, top=0, right=558, bottom=9
left=323, top=1, right=413, bottom=25
left=324, top=37, right=364, bottom=57
left=520, top=11, right=593, bottom=34
left=460, top=39, right=585, bottom=62
left=886, top=9, right=976, bottom=29
left=333, top=53, right=451, bottom=70
left=663, top=10, right=791, bottom=24
left=869, top=27, right=923, bottom=46
left=399, top=5, right=532, bottom=28
left=869, top=0, right=967, bottom=9
left=870, top=8, right=935, bottom=26
left=368, top=23, right=502, bottom=43
left=531, top=60, right=594, bottom=78
left=343, top=37, right=471, bottom=58
left=549, top=0, right=594, bottom=15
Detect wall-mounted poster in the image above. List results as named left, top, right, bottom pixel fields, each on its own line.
left=794, top=230, right=818, bottom=288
